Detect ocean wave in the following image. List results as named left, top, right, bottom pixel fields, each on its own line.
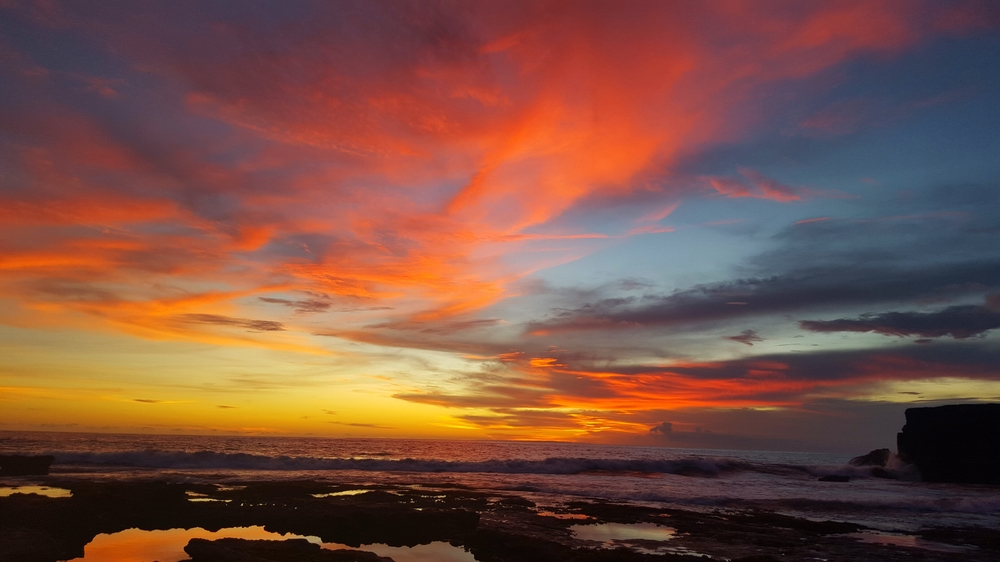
left=50, top=450, right=749, bottom=476
left=703, top=495, right=1000, bottom=515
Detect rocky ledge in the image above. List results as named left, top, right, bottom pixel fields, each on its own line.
left=0, top=455, right=54, bottom=476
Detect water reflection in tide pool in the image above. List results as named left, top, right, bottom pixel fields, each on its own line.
left=66, top=526, right=478, bottom=562
left=0, top=485, right=72, bottom=498
left=845, top=532, right=974, bottom=553
left=571, top=522, right=676, bottom=543
left=569, top=522, right=709, bottom=557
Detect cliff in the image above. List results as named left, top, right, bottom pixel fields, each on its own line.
left=897, top=403, right=1000, bottom=484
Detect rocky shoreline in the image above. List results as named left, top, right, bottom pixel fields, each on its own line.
left=1, top=476, right=998, bottom=562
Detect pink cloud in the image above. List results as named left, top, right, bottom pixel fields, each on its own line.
left=706, top=168, right=802, bottom=202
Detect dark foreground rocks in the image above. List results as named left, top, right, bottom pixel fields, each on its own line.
left=897, top=403, right=1000, bottom=484
left=1, top=478, right=998, bottom=562
left=0, top=455, right=54, bottom=476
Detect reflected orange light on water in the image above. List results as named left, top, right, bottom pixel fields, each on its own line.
left=73, top=526, right=284, bottom=562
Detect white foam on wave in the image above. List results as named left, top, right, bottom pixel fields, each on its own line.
left=50, top=450, right=749, bottom=476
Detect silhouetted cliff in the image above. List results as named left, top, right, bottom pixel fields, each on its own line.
left=897, top=404, right=1000, bottom=484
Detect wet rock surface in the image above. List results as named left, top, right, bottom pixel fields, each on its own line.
left=0, top=477, right=997, bottom=562
left=897, top=403, right=1000, bottom=484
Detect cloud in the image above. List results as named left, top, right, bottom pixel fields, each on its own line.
left=259, top=296, right=331, bottom=313
left=395, top=342, right=1000, bottom=421
left=706, top=167, right=802, bottom=202
left=727, top=330, right=764, bottom=346
left=649, top=421, right=672, bottom=434
left=328, top=421, right=394, bottom=429
left=177, top=314, right=285, bottom=332
left=799, top=304, right=1000, bottom=339
left=525, top=260, right=1000, bottom=335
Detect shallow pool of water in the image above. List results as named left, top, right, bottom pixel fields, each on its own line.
left=64, top=525, right=478, bottom=562
left=0, top=485, right=72, bottom=498
left=845, top=531, right=975, bottom=553
left=568, top=522, right=713, bottom=556
left=570, top=522, right=676, bottom=543
left=311, top=489, right=370, bottom=498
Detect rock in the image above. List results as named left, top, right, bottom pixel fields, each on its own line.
left=897, top=403, right=1000, bottom=484
left=817, top=475, right=850, bottom=482
left=848, top=448, right=890, bottom=467
left=0, top=527, right=76, bottom=562
left=869, top=467, right=896, bottom=479
left=182, top=538, right=394, bottom=562
left=0, top=455, right=55, bottom=476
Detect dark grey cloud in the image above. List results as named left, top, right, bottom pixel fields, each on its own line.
left=177, top=313, right=285, bottom=332
left=800, top=305, right=1000, bottom=339
left=569, top=342, right=1000, bottom=383
left=526, top=260, right=1000, bottom=335
left=649, top=421, right=672, bottom=434
left=727, top=329, right=763, bottom=346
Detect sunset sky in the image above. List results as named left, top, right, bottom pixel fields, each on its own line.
left=2, top=0, right=999, bottom=452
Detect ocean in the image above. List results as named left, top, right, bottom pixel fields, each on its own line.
left=3, top=430, right=998, bottom=535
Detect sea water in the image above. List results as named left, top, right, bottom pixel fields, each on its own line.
left=2, top=431, right=998, bottom=534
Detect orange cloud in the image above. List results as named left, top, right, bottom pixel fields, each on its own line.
left=0, top=1, right=987, bottom=352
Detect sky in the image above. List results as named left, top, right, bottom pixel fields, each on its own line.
left=1, top=0, right=999, bottom=453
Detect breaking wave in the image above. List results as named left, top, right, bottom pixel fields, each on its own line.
left=51, top=450, right=750, bottom=476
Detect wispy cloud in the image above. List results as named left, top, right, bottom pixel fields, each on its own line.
left=177, top=314, right=285, bottom=332
left=328, top=421, right=394, bottom=429
left=727, top=330, right=764, bottom=346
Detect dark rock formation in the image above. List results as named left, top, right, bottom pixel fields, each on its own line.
left=182, top=538, right=393, bottom=562
left=897, top=403, right=1000, bottom=484
left=818, top=475, right=851, bottom=482
left=848, top=448, right=890, bottom=467
left=0, top=455, right=54, bottom=476
left=847, top=448, right=898, bottom=478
